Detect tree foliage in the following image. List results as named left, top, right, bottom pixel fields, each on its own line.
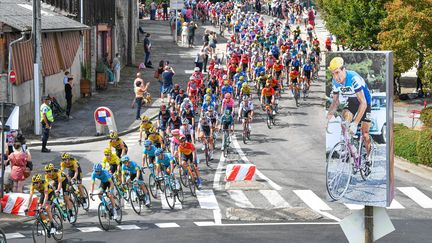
left=316, top=0, right=388, bottom=50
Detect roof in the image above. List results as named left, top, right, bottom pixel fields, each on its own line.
left=0, top=0, right=89, bottom=32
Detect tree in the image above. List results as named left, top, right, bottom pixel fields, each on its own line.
left=316, top=0, right=388, bottom=50
left=378, top=0, right=432, bottom=91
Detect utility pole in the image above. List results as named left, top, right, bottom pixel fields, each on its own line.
left=33, top=0, right=42, bottom=135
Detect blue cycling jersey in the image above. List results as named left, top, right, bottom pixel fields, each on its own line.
left=156, top=153, right=175, bottom=167
left=121, top=161, right=140, bottom=175
left=91, top=169, right=112, bottom=183
left=332, top=70, right=371, bottom=105
left=143, top=145, right=157, bottom=157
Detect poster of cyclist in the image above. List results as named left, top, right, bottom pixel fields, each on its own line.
left=325, top=51, right=394, bottom=207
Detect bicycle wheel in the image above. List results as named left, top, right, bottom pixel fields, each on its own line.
left=129, top=188, right=142, bottom=215
left=326, top=141, right=353, bottom=201
left=148, top=174, right=159, bottom=199
left=32, top=220, right=47, bottom=243
left=360, top=137, right=376, bottom=181
left=0, top=228, right=6, bottom=243
left=51, top=212, right=63, bottom=241
left=164, top=182, right=176, bottom=209
left=98, top=203, right=111, bottom=231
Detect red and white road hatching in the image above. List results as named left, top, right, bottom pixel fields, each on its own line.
left=225, top=164, right=256, bottom=181
left=1, top=193, right=38, bottom=216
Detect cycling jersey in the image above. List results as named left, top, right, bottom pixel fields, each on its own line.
left=91, top=169, right=112, bottom=183
left=332, top=70, right=372, bottom=105
left=156, top=153, right=175, bottom=167
left=121, top=161, right=140, bottom=175
left=143, top=145, right=157, bottom=157
left=261, top=87, right=275, bottom=97
left=178, top=142, right=195, bottom=156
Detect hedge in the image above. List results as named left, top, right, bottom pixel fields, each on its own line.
left=394, top=124, right=419, bottom=164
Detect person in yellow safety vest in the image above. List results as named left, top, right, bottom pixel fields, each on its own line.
left=40, top=96, right=54, bottom=153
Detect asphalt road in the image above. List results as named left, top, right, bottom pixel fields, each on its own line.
left=4, top=13, right=432, bottom=243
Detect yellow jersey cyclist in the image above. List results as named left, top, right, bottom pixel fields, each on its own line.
left=60, top=152, right=87, bottom=208
left=90, top=163, right=119, bottom=220
left=139, top=115, right=154, bottom=143
left=120, top=155, right=151, bottom=207
left=108, top=131, right=128, bottom=158
left=44, top=163, right=76, bottom=222
left=102, top=147, right=121, bottom=175
left=142, top=140, right=157, bottom=167
left=147, top=126, right=165, bottom=149
left=327, top=57, right=373, bottom=169
left=25, top=174, right=57, bottom=234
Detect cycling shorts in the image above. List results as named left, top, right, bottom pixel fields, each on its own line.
left=345, top=98, right=372, bottom=123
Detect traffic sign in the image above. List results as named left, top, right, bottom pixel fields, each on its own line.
left=94, top=107, right=111, bottom=125
left=9, top=70, right=16, bottom=84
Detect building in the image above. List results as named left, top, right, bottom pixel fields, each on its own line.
left=0, top=0, right=89, bottom=128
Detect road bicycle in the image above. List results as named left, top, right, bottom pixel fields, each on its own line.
left=326, top=119, right=377, bottom=200
left=0, top=227, right=6, bottom=243
left=126, top=170, right=151, bottom=215
left=29, top=207, right=63, bottom=243
left=147, top=164, right=165, bottom=199
left=90, top=191, right=122, bottom=231
left=51, top=194, right=77, bottom=225
left=69, top=181, right=90, bottom=212
left=163, top=172, right=184, bottom=209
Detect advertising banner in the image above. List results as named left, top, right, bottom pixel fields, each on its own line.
left=325, top=51, right=394, bottom=207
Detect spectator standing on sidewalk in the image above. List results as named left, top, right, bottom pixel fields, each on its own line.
left=134, top=80, right=148, bottom=120
left=65, top=74, right=74, bottom=119
left=40, top=96, right=53, bottom=153
left=6, top=142, right=31, bottom=192
left=112, top=53, right=121, bottom=87
left=161, top=66, right=175, bottom=103
left=188, top=21, right=198, bottom=47
left=150, top=1, right=157, bottom=20
left=144, top=33, right=153, bottom=68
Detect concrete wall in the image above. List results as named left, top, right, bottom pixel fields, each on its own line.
left=11, top=46, right=82, bottom=129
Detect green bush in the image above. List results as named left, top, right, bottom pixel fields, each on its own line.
left=416, top=128, right=432, bottom=166
left=420, top=107, right=432, bottom=128
left=394, top=124, right=419, bottom=164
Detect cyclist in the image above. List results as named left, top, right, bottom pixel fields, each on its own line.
left=327, top=57, right=373, bottom=167
left=60, top=152, right=87, bottom=208
left=120, top=155, right=150, bottom=206
left=261, top=81, right=275, bottom=114
left=139, top=115, right=154, bottom=143
left=109, top=131, right=128, bottom=158
left=142, top=140, right=157, bottom=167
left=44, top=163, right=76, bottom=222
left=25, top=174, right=57, bottom=234
left=197, top=114, right=214, bottom=160
left=178, top=135, right=202, bottom=189
left=219, top=109, right=234, bottom=150
left=238, top=96, right=254, bottom=131
left=154, top=148, right=176, bottom=179
left=180, top=118, right=195, bottom=143
left=90, top=163, right=119, bottom=220
left=147, top=126, right=164, bottom=148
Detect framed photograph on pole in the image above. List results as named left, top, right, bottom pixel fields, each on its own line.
left=325, top=51, right=394, bottom=207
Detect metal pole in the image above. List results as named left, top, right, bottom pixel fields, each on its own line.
left=0, top=103, right=5, bottom=203
left=365, top=206, right=374, bottom=243
left=33, top=0, right=42, bottom=135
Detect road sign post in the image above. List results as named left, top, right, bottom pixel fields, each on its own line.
left=94, top=107, right=117, bottom=136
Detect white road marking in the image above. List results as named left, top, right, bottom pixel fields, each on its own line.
left=5, top=233, right=25, bottom=239
left=155, top=222, right=180, bottom=228
left=227, top=190, right=255, bottom=208
left=213, top=153, right=226, bottom=190
left=77, top=227, right=103, bottom=232
left=231, top=136, right=282, bottom=191
left=398, top=187, right=432, bottom=208
left=386, top=199, right=405, bottom=209
left=160, top=190, right=182, bottom=209
left=293, top=190, right=332, bottom=211
left=344, top=204, right=364, bottom=210
left=196, top=190, right=219, bottom=209
left=194, top=221, right=216, bottom=226
left=116, top=225, right=141, bottom=230
left=259, top=190, right=291, bottom=208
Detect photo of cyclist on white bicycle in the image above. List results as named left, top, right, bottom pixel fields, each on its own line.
left=325, top=52, right=392, bottom=207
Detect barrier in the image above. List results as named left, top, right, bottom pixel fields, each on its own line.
left=1, top=193, right=38, bottom=216
left=225, top=164, right=256, bottom=181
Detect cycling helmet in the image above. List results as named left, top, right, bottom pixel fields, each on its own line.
left=206, top=88, right=212, bottom=94
left=205, top=96, right=212, bottom=101
left=225, top=93, right=231, bottom=99
left=328, top=57, right=344, bottom=72
left=109, top=131, right=118, bottom=139
left=44, top=163, right=54, bottom=172
left=182, top=118, right=189, bottom=125
left=141, top=115, right=149, bottom=122
left=120, top=155, right=130, bottom=162
left=194, top=67, right=200, bottom=72
left=171, top=129, right=180, bottom=136
left=104, top=148, right=112, bottom=155
left=32, top=174, right=43, bottom=183
left=155, top=148, right=164, bottom=156
left=143, top=140, right=152, bottom=147
left=93, top=163, right=103, bottom=172
left=61, top=152, right=71, bottom=160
